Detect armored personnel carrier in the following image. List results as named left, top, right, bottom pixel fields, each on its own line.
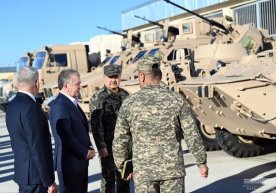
left=174, top=47, right=276, bottom=157
left=164, top=0, right=276, bottom=157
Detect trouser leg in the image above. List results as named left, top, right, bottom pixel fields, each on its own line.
left=100, top=156, right=115, bottom=193
left=134, top=177, right=185, bottom=193
left=160, top=177, right=185, bottom=193
left=19, top=184, right=48, bottom=193
left=58, top=170, right=88, bottom=193
left=115, top=168, right=130, bottom=193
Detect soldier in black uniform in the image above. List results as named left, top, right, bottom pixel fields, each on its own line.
left=89, top=64, right=130, bottom=193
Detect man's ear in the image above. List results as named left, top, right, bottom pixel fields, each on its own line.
left=35, top=79, right=40, bottom=89
left=139, top=72, right=145, bottom=82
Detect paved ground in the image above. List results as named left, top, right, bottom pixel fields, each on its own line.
left=0, top=110, right=276, bottom=193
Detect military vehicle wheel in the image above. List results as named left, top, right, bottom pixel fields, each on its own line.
left=216, top=129, right=265, bottom=158
left=197, top=122, right=221, bottom=151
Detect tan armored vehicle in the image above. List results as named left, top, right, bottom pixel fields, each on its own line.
left=40, top=30, right=146, bottom=116
left=34, top=44, right=102, bottom=111
left=164, top=0, right=276, bottom=157
left=174, top=48, right=276, bottom=157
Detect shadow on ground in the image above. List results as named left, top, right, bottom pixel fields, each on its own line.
left=192, top=161, right=276, bottom=193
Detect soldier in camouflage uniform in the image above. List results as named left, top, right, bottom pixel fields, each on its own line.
left=89, top=64, right=130, bottom=193
left=113, top=55, right=209, bottom=193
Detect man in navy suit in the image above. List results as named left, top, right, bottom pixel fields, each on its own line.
left=6, top=66, right=57, bottom=193
left=49, top=69, right=96, bottom=193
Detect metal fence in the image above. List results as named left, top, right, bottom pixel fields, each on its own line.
left=233, top=0, right=276, bottom=37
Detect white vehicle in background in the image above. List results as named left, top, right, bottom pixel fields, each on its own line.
left=0, top=52, right=35, bottom=111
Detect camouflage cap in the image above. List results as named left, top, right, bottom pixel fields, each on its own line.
left=136, top=55, right=160, bottom=73
left=104, top=64, right=122, bottom=76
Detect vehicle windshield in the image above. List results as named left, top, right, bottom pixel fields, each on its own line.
left=110, top=55, right=120, bottom=65
left=16, top=57, right=28, bottom=69
left=148, top=48, right=160, bottom=56
left=32, top=51, right=46, bottom=69
left=131, top=50, right=147, bottom=63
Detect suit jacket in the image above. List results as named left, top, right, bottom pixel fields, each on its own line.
left=49, top=93, right=92, bottom=172
left=5, top=92, right=54, bottom=187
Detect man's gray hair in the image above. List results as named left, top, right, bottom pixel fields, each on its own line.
left=16, top=66, right=39, bottom=86
left=58, top=69, right=80, bottom=90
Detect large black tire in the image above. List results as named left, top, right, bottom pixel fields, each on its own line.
left=216, top=129, right=265, bottom=158
left=197, top=122, right=221, bottom=151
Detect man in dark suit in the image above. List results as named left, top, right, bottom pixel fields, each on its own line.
left=49, top=69, right=96, bottom=193
left=6, top=66, right=57, bottom=193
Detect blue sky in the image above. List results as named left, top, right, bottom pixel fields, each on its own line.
left=0, top=0, right=148, bottom=67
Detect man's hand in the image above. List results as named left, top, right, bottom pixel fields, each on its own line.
left=198, top=165, right=208, bottom=178
left=48, top=182, right=58, bottom=193
left=99, top=147, right=109, bottom=157
left=126, top=173, right=133, bottom=181
left=87, top=149, right=96, bottom=160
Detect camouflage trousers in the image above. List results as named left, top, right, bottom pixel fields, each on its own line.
left=134, top=177, right=185, bottom=193
left=100, top=155, right=130, bottom=193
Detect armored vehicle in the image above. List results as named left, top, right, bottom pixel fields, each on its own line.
left=41, top=30, right=145, bottom=116
left=163, top=0, right=276, bottom=157
left=174, top=48, right=276, bottom=157
left=37, top=43, right=105, bottom=113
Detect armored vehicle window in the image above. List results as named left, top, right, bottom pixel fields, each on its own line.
left=110, top=55, right=120, bottom=65
left=131, top=50, right=147, bottom=63
left=144, top=33, right=154, bottom=43
left=33, top=51, right=46, bottom=69
left=155, top=30, right=163, bottom=41
left=48, top=54, right=68, bottom=67
left=167, top=48, right=190, bottom=61
left=148, top=48, right=160, bottom=56
left=182, top=22, right=193, bottom=34
left=17, top=57, right=28, bottom=69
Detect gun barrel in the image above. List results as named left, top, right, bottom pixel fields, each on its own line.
left=97, top=26, right=127, bottom=37
left=134, top=15, right=164, bottom=28
left=164, top=0, right=229, bottom=34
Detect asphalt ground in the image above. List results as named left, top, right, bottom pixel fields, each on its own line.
left=0, top=110, right=276, bottom=193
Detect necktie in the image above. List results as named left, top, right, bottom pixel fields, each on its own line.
left=73, top=98, right=78, bottom=107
